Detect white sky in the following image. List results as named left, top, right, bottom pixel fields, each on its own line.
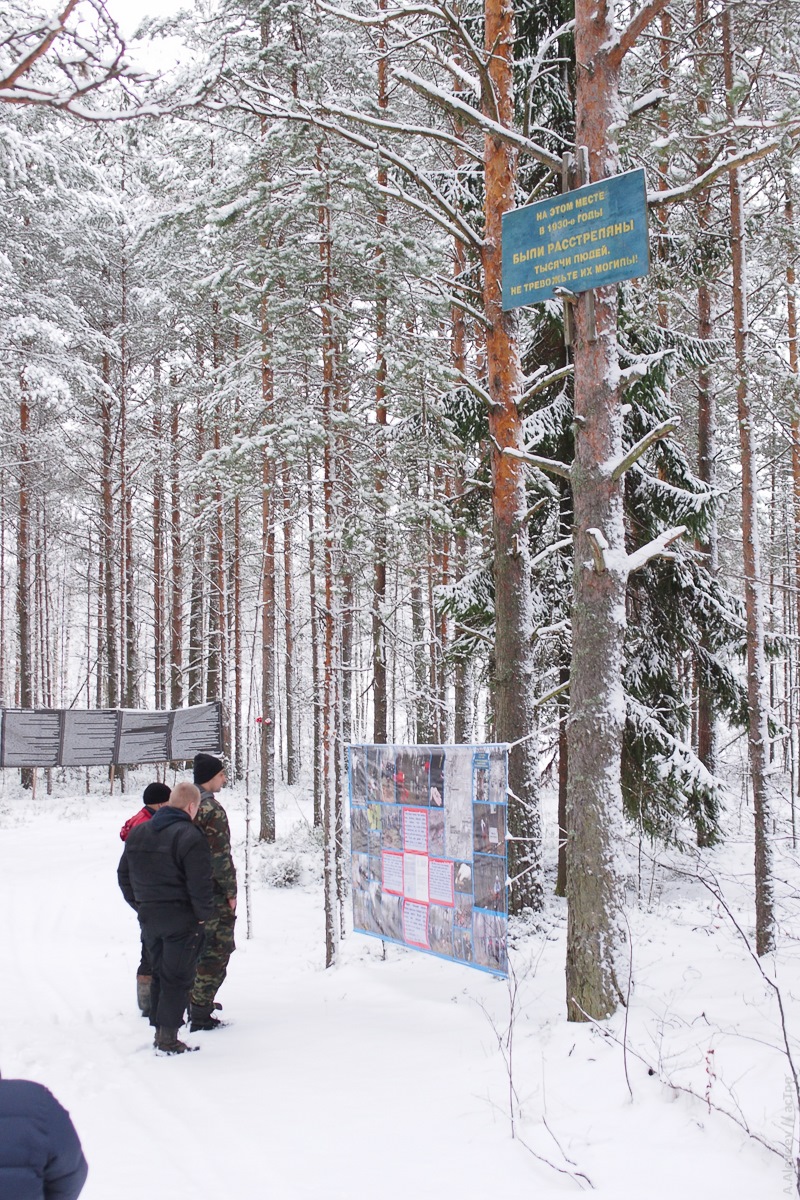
left=108, top=0, right=189, bottom=39
left=105, top=0, right=194, bottom=77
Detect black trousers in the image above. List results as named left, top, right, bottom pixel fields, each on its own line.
left=138, top=904, right=204, bottom=1031
left=136, top=933, right=153, bottom=977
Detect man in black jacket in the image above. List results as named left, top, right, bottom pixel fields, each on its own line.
left=118, top=781, right=213, bottom=1055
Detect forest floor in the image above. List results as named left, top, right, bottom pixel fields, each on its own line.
left=0, top=772, right=796, bottom=1199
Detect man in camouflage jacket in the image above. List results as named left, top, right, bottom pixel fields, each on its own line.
left=189, top=752, right=237, bottom=1031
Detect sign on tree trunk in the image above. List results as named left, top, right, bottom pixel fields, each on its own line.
left=502, top=168, right=649, bottom=309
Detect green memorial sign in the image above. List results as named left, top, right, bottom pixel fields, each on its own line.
left=502, top=168, right=649, bottom=310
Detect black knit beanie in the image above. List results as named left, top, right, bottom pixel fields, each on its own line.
left=143, top=781, right=171, bottom=807
left=194, top=752, right=224, bottom=786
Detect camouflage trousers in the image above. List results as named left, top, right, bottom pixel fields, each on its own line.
left=191, top=899, right=236, bottom=1008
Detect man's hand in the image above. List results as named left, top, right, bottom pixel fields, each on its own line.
left=228, top=897, right=237, bottom=911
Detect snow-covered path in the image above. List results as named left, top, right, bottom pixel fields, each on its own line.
left=0, top=784, right=789, bottom=1198
left=0, top=790, right=537, bottom=1199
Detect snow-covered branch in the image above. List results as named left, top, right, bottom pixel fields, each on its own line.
left=318, top=0, right=495, bottom=118
left=0, top=0, right=80, bottom=93
left=392, top=68, right=563, bottom=172
left=626, top=526, right=686, bottom=574
left=649, top=127, right=800, bottom=207
left=0, top=0, right=151, bottom=117
left=626, top=87, right=668, bottom=120
left=239, top=86, right=483, bottom=251
left=530, top=536, right=572, bottom=569
left=520, top=363, right=573, bottom=406
left=586, top=527, right=609, bottom=573
left=376, top=180, right=483, bottom=251
left=319, top=100, right=483, bottom=163
left=453, top=369, right=494, bottom=408
left=520, top=18, right=575, bottom=140
left=608, top=0, right=673, bottom=70
left=608, top=418, right=680, bottom=482
left=504, top=446, right=571, bottom=480
left=415, top=38, right=481, bottom=101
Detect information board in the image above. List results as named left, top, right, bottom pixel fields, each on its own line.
left=0, top=701, right=223, bottom=768
left=502, top=168, right=649, bottom=309
left=348, top=743, right=508, bottom=977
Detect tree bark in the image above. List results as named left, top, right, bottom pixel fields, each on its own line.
left=694, top=0, right=717, bottom=824
left=152, top=359, right=166, bottom=710
left=259, top=333, right=276, bottom=843
left=169, top=383, right=184, bottom=710
left=320, top=162, right=339, bottom=964
left=371, top=0, right=389, bottom=745
left=187, top=399, right=205, bottom=706
left=282, top=460, right=299, bottom=784
left=17, top=377, right=34, bottom=778
left=566, top=0, right=629, bottom=1021
left=100, top=358, right=118, bottom=710
left=483, top=0, right=541, bottom=911
left=307, top=449, right=323, bottom=828
left=722, top=0, right=774, bottom=955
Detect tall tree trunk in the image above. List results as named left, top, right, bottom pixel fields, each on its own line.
left=694, top=0, right=717, bottom=832
left=722, top=0, right=774, bottom=955
left=340, top=568, right=354, bottom=747
left=307, top=449, right=323, bottom=828
left=17, top=376, right=34, bottom=791
left=120, top=244, right=137, bottom=711
left=451, top=104, right=472, bottom=745
left=483, top=0, right=540, bottom=911
left=187, top=401, right=205, bottom=706
left=556, top=486, right=572, bottom=898
left=410, top=571, right=429, bottom=742
left=259, top=354, right=276, bottom=843
left=785, top=170, right=800, bottom=845
left=231, top=333, right=243, bottom=780
left=153, top=359, right=166, bottom=709
left=231, top=487, right=243, bottom=779
left=0, top=469, right=5, bottom=705
left=257, top=26, right=277, bottom=836
left=338, top=378, right=355, bottom=749
left=371, top=1, right=389, bottom=745
left=100, top=361, right=118, bottom=710
left=320, top=163, right=339, bottom=964
left=566, top=0, right=629, bottom=1021
left=169, top=384, right=184, bottom=710
left=95, top=537, right=104, bottom=709
left=207, top=312, right=226, bottom=714
left=433, top=497, right=449, bottom=743
left=655, top=6, right=671, bottom=329
left=282, top=460, right=299, bottom=784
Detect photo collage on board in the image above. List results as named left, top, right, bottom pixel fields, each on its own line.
left=348, top=743, right=508, bottom=977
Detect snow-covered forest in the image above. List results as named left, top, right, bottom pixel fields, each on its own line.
left=3, top=0, right=800, bottom=1193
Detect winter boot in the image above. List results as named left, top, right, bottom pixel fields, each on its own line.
left=136, top=975, right=153, bottom=1017
left=190, top=1003, right=225, bottom=1032
left=154, top=1027, right=198, bottom=1055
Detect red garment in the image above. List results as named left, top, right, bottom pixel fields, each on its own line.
left=120, top=806, right=154, bottom=842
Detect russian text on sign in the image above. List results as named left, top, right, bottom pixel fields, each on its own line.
left=502, top=168, right=649, bottom=309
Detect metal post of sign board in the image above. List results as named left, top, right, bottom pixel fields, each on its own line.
left=577, top=146, right=597, bottom=342
left=561, top=151, right=576, bottom=348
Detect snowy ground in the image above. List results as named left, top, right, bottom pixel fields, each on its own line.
left=0, top=773, right=797, bottom=1199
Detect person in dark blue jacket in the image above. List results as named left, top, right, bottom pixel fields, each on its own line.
left=0, top=1075, right=88, bottom=1200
